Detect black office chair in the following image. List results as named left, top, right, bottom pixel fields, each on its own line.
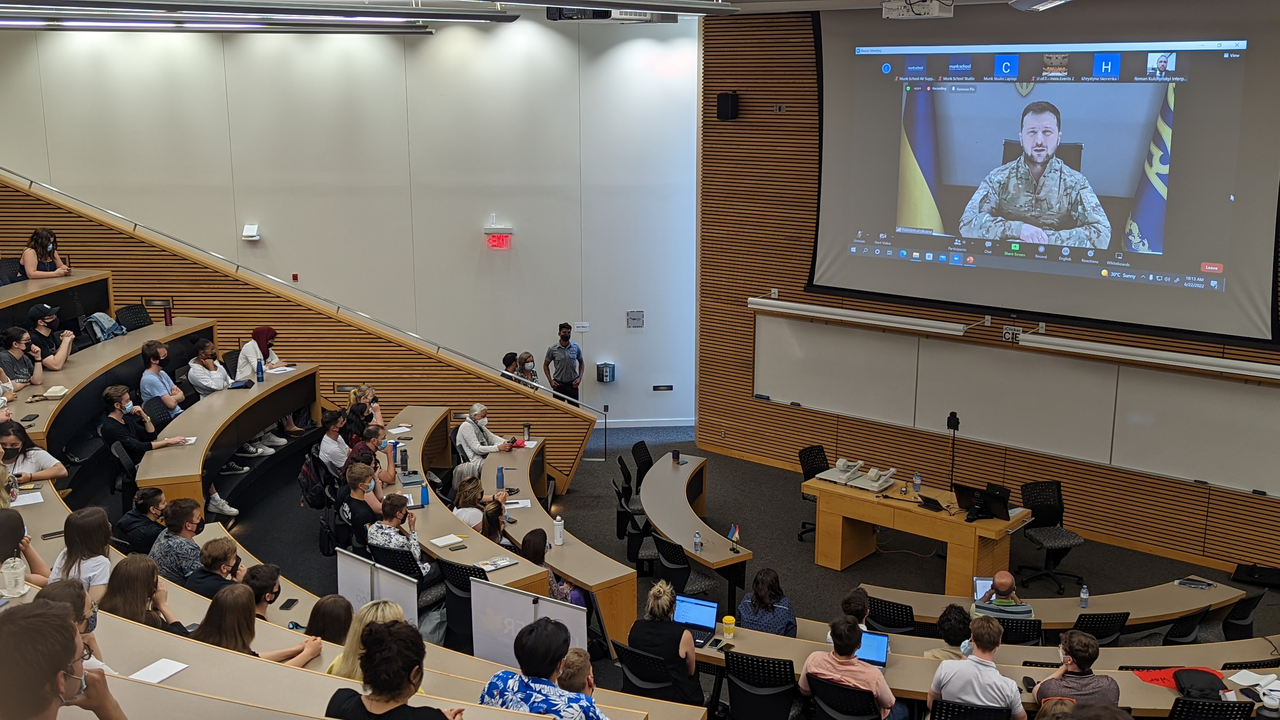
left=1159, top=605, right=1210, bottom=646
left=438, top=557, right=487, bottom=654
left=612, top=479, right=657, bottom=576
left=1001, top=139, right=1083, bottom=172
left=617, top=455, right=644, bottom=514
left=222, top=350, right=241, bottom=377
left=1016, top=481, right=1084, bottom=595
left=611, top=641, right=674, bottom=701
left=1116, top=665, right=1174, bottom=672
left=0, top=258, right=20, bottom=284
left=806, top=674, right=881, bottom=720
left=929, top=699, right=1011, bottom=720
left=1072, top=611, right=1130, bottom=647
left=866, top=596, right=916, bottom=636
left=1167, top=697, right=1255, bottom=719
left=1221, top=658, right=1280, bottom=671
left=995, top=617, right=1042, bottom=646
left=1223, top=592, right=1266, bottom=641
left=367, top=545, right=447, bottom=611
left=141, top=397, right=172, bottom=433
left=114, top=304, right=153, bottom=332
left=106, top=441, right=138, bottom=516
left=651, top=533, right=716, bottom=597
left=797, top=445, right=829, bottom=542
left=1021, top=660, right=1060, bottom=668
left=631, top=441, right=654, bottom=490
left=724, top=650, right=794, bottom=720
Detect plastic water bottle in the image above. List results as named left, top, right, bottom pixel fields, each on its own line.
left=399, top=447, right=409, bottom=473
left=694, top=531, right=703, bottom=553
left=912, top=472, right=922, bottom=493
left=1257, top=695, right=1280, bottom=719
left=553, top=516, right=564, bottom=546
left=256, top=358, right=264, bottom=382
left=496, top=466, right=505, bottom=490
left=1079, top=585, right=1089, bottom=609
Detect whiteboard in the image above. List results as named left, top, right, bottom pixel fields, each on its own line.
left=915, top=338, right=1119, bottom=464
left=336, top=549, right=373, bottom=611
left=373, top=564, right=419, bottom=629
left=753, top=313, right=918, bottom=426
left=1112, top=366, right=1280, bottom=494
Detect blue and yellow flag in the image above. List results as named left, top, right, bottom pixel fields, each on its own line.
left=896, top=87, right=945, bottom=234
left=1125, top=83, right=1175, bottom=254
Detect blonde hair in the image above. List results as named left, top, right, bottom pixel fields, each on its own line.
left=644, top=580, right=676, bottom=621
left=329, top=599, right=405, bottom=681
left=1036, top=698, right=1076, bottom=720
left=346, top=385, right=375, bottom=410
left=455, top=476, right=484, bottom=511
left=516, top=351, right=535, bottom=368
left=557, top=648, right=592, bottom=693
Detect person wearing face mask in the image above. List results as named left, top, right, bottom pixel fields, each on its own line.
left=336, top=464, right=380, bottom=553
left=184, top=338, right=262, bottom=470
left=0, top=325, right=43, bottom=389
left=0, top=600, right=128, bottom=720
left=1032, top=630, right=1120, bottom=706
left=343, top=401, right=373, bottom=448
left=138, top=340, right=185, bottom=418
left=319, top=410, right=351, bottom=478
left=112, top=487, right=167, bottom=555
left=36, top=580, right=115, bottom=675
left=17, top=227, right=72, bottom=281
left=148, top=497, right=206, bottom=584
left=514, top=351, right=540, bottom=386
left=346, top=384, right=383, bottom=429
left=244, top=563, right=283, bottom=622
left=456, top=403, right=513, bottom=474
left=235, top=326, right=305, bottom=440
left=184, top=537, right=247, bottom=600
left=0, top=420, right=67, bottom=487
left=345, top=425, right=398, bottom=488
left=366, top=493, right=442, bottom=584
left=543, top=322, right=584, bottom=406
left=98, top=385, right=193, bottom=515
left=28, top=303, right=75, bottom=371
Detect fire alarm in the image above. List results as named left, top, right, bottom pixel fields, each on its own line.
left=484, top=214, right=513, bottom=250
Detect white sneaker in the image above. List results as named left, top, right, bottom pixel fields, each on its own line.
left=260, top=432, right=287, bottom=448
left=207, top=495, right=239, bottom=516
left=252, top=442, right=276, bottom=456
left=235, top=443, right=265, bottom=458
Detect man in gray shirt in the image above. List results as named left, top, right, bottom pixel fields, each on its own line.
left=1033, top=630, right=1120, bottom=706
left=543, top=322, right=584, bottom=407
left=929, top=616, right=1027, bottom=720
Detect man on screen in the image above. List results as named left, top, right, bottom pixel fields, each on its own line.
left=959, top=101, right=1111, bottom=249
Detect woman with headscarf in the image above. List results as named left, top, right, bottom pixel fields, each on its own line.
left=235, top=327, right=304, bottom=438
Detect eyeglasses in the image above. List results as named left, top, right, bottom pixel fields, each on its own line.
left=80, top=643, right=93, bottom=662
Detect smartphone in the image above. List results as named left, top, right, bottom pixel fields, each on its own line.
left=716, top=643, right=734, bottom=653
left=280, top=598, right=298, bottom=611
left=288, top=621, right=305, bottom=631
left=1022, top=677, right=1036, bottom=694
left=399, top=437, right=413, bottom=442
left=450, top=544, right=467, bottom=551
left=18, top=483, right=41, bottom=491
left=285, top=362, right=297, bottom=367
left=708, top=638, right=724, bottom=649
left=19, top=414, right=37, bottom=422
left=41, top=530, right=64, bottom=540
left=1240, top=687, right=1262, bottom=703
left=677, top=460, right=688, bottom=466
left=185, top=623, right=200, bottom=632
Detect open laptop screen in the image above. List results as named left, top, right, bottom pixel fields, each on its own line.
left=855, top=631, right=890, bottom=667
left=973, top=576, right=993, bottom=601
left=673, top=595, right=718, bottom=631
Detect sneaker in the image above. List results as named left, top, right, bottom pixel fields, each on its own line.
left=220, top=462, right=250, bottom=475
left=252, top=442, right=276, bottom=456
left=207, top=495, right=240, bottom=516
left=259, top=432, right=287, bottom=448
left=235, top=443, right=265, bottom=458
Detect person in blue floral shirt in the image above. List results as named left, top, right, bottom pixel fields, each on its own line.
left=479, top=617, right=610, bottom=720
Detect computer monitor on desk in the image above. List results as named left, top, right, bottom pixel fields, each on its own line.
left=953, top=483, right=1010, bottom=523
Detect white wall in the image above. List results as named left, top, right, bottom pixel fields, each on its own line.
left=0, top=19, right=697, bottom=426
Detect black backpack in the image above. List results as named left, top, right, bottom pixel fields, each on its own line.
left=1173, top=668, right=1228, bottom=700
left=297, top=445, right=332, bottom=510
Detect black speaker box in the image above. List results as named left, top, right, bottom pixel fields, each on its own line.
left=716, top=92, right=738, bottom=121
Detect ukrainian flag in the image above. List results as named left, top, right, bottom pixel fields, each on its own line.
left=1125, top=83, right=1175, bottom=254
left=896, top=86, right=945, bottom=234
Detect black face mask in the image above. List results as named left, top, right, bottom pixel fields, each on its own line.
left=1, top=447, right=19, bottom=461
left=158, top=356, right=171, bottom=369
left=192, top=518, right=206, bottom=535
left=267, top=587, right=280, bottom=605
left=44, top=318, right=59, bottom=332
left=370, top=396, right=380, bottom=405
left=560, top=333, right=571, bottom=342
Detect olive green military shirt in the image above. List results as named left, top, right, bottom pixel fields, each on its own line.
left=959, top=156, right=1111, bottom=249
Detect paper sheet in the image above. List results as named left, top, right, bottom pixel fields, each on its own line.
left=430, top=534, right=465, bottom=547
left=128, top=659, right=188, bottom=684
left=265, top=367, right=293, bottom=374
left=1228, top=670, right=1278, bottom=687
left=522, top=440, right=538, bottom=449
left=387, top=426, right=411, bottom=435
left=183, top=437, right=198, bottom=445
left=10, top=493, right=42, bottom=507
left=505, top=499, right=532, bottom=509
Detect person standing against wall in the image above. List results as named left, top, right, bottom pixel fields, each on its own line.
left=543, top=323, right=584, bottom=407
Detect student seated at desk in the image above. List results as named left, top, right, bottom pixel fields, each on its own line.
left=344, top=426, right=397, bottom=488
left=557, top=648, right=594, bottom=696
left=28, top=303, right=75, bottom=371
left=479, top=500, right=511, bottom=548
left=924, top=604, right=971, bottom=661
left=799, top=617, right=905, bottom=720
left=99, top=554, right=189, bottom=637
left=346, top=384, right=384, bottom=431
left=1034, top=698, right=1075, bottom=720
left=1032, top=630, right=1120, bottom=706
left=18, top=228, right=71, bottom=280
left=343, top=402, right=372, bottom=448
left=451, top=476, right=507, bottom=533
left=0, top=420, right=66, bottom=488
left=326, top=620, right=464, bottom=720
left=338, top=463, right=381, bottom=552
left=328, top=599, right=405, bottom=681
left=519, top=527, right=585, bottom=607
left=928, top=616, right=1027, bottom=720
left=367, top=494, right=442, bottom=586
left=0, top=601, right=128, bottom=720
left=36, top=579, right=114, bottom=675
left=480, top=617, right=611, bottom=720
left=735, top=568, right=797, bottom=637
left=183, top=536, right=245, bottom=600
left=454, top=403, right=514, bottom=480
left=1, top=326, right=43, bottom=390
left=305, top=594, right=354, bottom=645
left=628, top=580, right=701, bottom=706
left=113, top=488, right=166, bottom=555
left=319, top=410, right=350, bottom=478
left=234, top=326, right=304, bottom=440
left=243, top=563, right=282, bottom=622
left=186, top=338, right=232, bottom=398
left=149, top=498, right=204, bottom=584
left=0, top=506, right=52, bottom=586
left=48, top=507, right=112, bottom=602
left=139, top=339, right=186, bottom=416
left=191, top=584, right=322, bottom=667
left=972, top=571, right=1034, bottom=620
left=825, top=586, right=869, bottom=643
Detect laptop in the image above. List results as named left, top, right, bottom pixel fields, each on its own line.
left=973, top=576, right=994, bottom=601
left=855, top=630, right=890, bottom=668
left=673, top=594, right=719, bottom=647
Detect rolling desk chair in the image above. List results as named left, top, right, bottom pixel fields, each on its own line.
left=368, top=545, right=447, bottom=612
left=797, top=445, right=829, bottom=542
left=1017, top=481, right=1084, bottom=595
left=1223, top=592, right=1265, bottom=641
left=221, top=350, right=241, bottom=378
left=995, top=617, right=1042, bottom=646
left=115, top=304, right=153, bottom=332
left=141, top=398, right=172, bottom=433
left=617, top=455, right=644, bottom=514
left=806, top=674, right=881, bottom=720
left=631, top=440, right=654, bottom=490
left=930, top=700, right=1011, bottom=720
left=651, top=534, right=717, bottom=598
left=1072, top=611, right=1130, bottom=648
left=1167, top=697, right=1255, bottom=719
left=611, top=641, right=674, bottom=701
left=724, top=650, right=795, bottom=720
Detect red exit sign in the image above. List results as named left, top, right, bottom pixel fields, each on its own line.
left=487, top=233, right=511, bottom=250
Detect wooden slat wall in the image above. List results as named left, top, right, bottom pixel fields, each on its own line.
left=697, top=13, right=1280, bottom=570
left=0, top=179, right=594, bottom=482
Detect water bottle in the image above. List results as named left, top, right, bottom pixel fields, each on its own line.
left=496, top=466, right=505, bottom=490
left=421, top=485, right=429, bottom=507
left=523, top=423, right=531, bottom=441
left=912, top=472, right=922, bottom=493
left=1, top=554, right=25, bottom=598
left=1257, top=695, right=1280, bottom=719
left=399, top=447, right=409, bottom=473
left=694, top=531, right=703, bottom=553
left=256, top=358, right=264, bottom=382
left=1079, top=585, right=1089, bottom=609
left=553, top=516, right=564, bottom=546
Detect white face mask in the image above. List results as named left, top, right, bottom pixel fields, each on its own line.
left=1058, top=647, right=1066, bottom=663
left=960, top=638, right=973, bottom=657
left=523, top=362, right=534, bottom=371
left=477, top=417, right=488, bottom=427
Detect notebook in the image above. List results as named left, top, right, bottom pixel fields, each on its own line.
left=673, top=594, right=719, bottom=647
left=855, top=631, right=890, bottom=667
left=475, top=556, right=518, bottom=573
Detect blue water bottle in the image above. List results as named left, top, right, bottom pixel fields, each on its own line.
left=256, top=358, right=264, bottom=382
left=496, top=466, right=505, bottom=490
left=421, top=485, right=429, bottom=507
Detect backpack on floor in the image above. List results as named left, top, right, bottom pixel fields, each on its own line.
left=297, top=445, right=331, bottom=510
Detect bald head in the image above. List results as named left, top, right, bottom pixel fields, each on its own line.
left=992, top=571, right=1016, bottom=599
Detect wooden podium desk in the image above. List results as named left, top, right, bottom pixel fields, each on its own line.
left=803, top=476, right=1031, bottom=596
left=641, top=453, right=753, bottom=612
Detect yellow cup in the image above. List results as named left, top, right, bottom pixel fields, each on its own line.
left=723, top=616, right=735, bottom=639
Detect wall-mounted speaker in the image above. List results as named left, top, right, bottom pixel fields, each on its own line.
left=716, top=92, right=738, bottom=121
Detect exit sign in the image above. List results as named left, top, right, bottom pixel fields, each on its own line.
left=486, top=233, right=511, bottom=250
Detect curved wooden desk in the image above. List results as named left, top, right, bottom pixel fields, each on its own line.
left=136, top=363, right=320, bottom=503
left=476, top=437, right=637, bottom=649
left=384, top=406, right=547, bottom=595
left=18, top=317, right=214, bottom=448
left=0, top=269, right=112, bottom=330
left=861, top=581, right=1245, bottom=630
left=640, top=453, right=752, bottom=612
left=63, top=674, right=328, bottom=720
